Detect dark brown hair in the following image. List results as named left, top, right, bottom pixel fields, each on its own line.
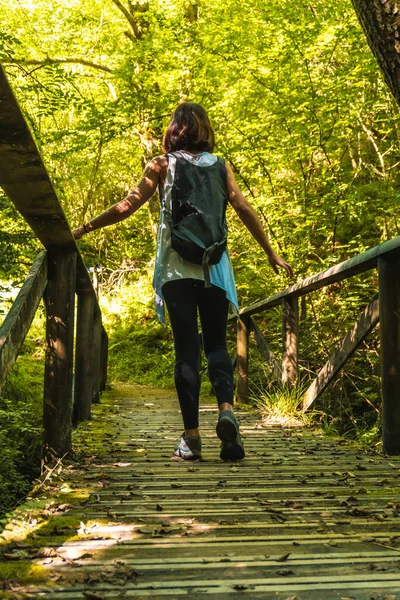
left=162, top=103, right=215, bottom=154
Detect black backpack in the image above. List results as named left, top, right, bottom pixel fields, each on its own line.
left=164, top=151, right=228, bottom=287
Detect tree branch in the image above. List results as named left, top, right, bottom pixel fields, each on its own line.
left=111, top=0, right=141, bottom=39
left=7, top=57, right=113, bottom=73
left=124, top=31, right=136, bottom=43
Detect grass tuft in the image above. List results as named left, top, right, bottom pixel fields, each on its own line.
left=252, top=384, right=313, bottom=427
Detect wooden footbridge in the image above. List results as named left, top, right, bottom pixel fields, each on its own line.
left=2, top=65, right=400, bottom=598
left=3, top=387, right=400, bottom=599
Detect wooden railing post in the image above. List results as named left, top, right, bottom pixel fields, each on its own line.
left=100, top=326, right=109, bottom=392
left=43, top=249, right=76, bottom=461
left=74, top=292, right=95, bottom=424
left=282, top=296, right=298, bottom=387
left=91, top=309, right=102, bottom=404
left=378, top=256, right=400, bottom=455
left=236, top=316, right=250, bottom=402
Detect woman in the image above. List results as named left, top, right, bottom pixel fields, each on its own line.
left=73, top=103, right=293, bottom=462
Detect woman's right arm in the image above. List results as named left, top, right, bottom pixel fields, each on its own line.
left=73, top=156, right=167, bottom=239
left=226, top=162, right=293, bottom=278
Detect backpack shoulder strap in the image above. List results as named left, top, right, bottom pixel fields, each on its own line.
left=160, top=152, right=179, bottom=214
left=158, top=153, right=168, bottom=199
left=216, top=155, right=227, bottom=169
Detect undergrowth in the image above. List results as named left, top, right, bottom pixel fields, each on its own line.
left=252, top=383, right=313, bottom=427
left=107, top=322, right=174, bottom=387
left=253, top=377, right=382, bottom=449
left=0, top=313, right=44, bottom=520
left=100, top=272, right=176, bottom=388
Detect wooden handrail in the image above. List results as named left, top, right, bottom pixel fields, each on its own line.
left=240, top=235, right=400, bottom=317
left=0, top=64, right=108, bottom=462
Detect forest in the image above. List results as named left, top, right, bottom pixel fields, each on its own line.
left=1, top=0, right=400, bottom=518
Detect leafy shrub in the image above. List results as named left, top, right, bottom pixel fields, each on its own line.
left=108, top=321, right=174, bottom=387
left=100, top=271, right=176, bottom=388
left=0, top=323, right=44, bottom=519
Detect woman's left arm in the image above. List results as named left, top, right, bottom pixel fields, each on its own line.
left=73, top=156, right=165, bottom=239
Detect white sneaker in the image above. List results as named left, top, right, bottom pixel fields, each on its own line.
left=174, top=434, right=202, bottom=460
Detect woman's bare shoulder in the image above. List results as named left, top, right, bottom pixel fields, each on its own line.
left=149, top=155, right=168, bottom=184
left=150, top=155, right=168, bottom=170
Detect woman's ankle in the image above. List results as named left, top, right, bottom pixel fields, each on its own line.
left=219, top=402, right=233, bottom=412
left=185, top=428, right=200, bottom=437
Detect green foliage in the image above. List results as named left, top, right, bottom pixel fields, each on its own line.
left=0, top=192, right=40, bottom=285
left=2, top=0, right=399, bottom=296
left=253, top=383, right=312, bottom=427
left=100, top=271, right=175, bottom=387
left=0, top=318, right=45, bottom=519
left=108, top=322, right=174, bottom=387
left=1, top=0, right=399, bottom=505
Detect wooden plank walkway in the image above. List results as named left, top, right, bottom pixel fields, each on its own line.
left=2, top=384, right=400, bottom=599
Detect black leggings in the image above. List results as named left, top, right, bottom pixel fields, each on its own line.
left=162, top=279, right=234, bottom=430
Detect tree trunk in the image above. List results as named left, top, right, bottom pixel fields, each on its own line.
left=351, top=0, right=400, bottom=106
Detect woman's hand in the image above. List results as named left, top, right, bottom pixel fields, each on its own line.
left=267, top=251, right=294, bottom=278
left=72, top=226, right=85, bottom=240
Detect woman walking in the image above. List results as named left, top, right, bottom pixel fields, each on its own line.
left=73, top=103, right=293, bottom=462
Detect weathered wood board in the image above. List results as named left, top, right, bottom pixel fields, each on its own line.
left=282, top=296, right=298, bottom=386
left=236, top=316, right=250, bottom=402
left=74, top=292, right=96, bottom=423
left=0, top=66, right=74, bottom=247
left=379, top=256, right=400, bottom=455
left=43, top=249, right=77, bottom=459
